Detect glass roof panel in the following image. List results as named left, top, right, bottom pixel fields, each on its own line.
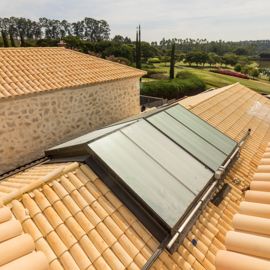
left=89, top=131, right=195, bottom=228
left=121, top=120, right=213, bottom=194
left=49, top=121, right=136, bottom=150
left=147, top=112, right=227, bottom=171
left=166, top=105, right=237, bottom=155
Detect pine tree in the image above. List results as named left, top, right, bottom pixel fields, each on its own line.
left=9, top=29, right=16, bottom=47
left=20, top=31, right=25, bottom=47
left=1, top=30, right=9, bottom=47
left=170, top=42, right=175, bottom=79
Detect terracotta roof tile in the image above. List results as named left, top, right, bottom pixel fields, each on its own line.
left=0, top=199, right=49, bottom=270
left=0, top=47, right=146, bottom=100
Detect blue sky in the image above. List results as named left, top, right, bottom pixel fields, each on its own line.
left=1, top=0, right=269, bottom=43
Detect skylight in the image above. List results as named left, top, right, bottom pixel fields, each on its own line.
left=46, top=104, right=237, bottom=239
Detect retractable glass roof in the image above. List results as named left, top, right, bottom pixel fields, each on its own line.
left=46, top=104, right=237, bottom=236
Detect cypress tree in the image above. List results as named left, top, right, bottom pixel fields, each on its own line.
left=9, top=29, right=16, bottom=47
left=136, top=28, right=139, bottom=69
left=135, top=25, right=141, bottom=70
left=1, top=30, right=9, bottom=47
left=20, top=31, right=25, bottom=47
left=170, top=42, right=175, bottom=79
left=138, top=24, right=141, bottom=69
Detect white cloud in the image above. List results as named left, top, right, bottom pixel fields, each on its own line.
left=0, top=0, right=269, bottom=42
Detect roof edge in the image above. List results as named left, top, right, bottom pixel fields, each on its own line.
left=0, top=47, right=65, bottom=50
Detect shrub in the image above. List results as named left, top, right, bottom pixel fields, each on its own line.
left=141, top=72, right=206, bottom=99
left=144, top=69, right=167, bottom=75
left=148, top=58, right=160, bottom=63
left=210, top=70, right=249, bottom=79
left=204, top=80, right=230, bottom=88
left=176, top=71, right=196, bottom=80
left=149, top=74, right=169, bottom=79
left=24, top=41, right=34, bottom=47
left=87, top=51, right=102, bottom=57
left=105, top=55, right=127, bottom=65
left=37, top=38, right=59, bottom=47
left=103, top=43, right=133, bottom=61
left=117, top=57, right=131, bottom=66
left=141, top=63, right=155, bottom=69
left=234, top=64, right=242, bottom=72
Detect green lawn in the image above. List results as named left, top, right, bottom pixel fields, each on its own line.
left=150, top=62, right=270, bottom=93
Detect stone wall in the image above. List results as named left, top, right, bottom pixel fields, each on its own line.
left=0, top=77, right=141, bottom=174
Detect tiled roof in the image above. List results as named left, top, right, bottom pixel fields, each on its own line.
left=0, top=162, right=77, bottom=203
left=0, top=47, right=146, bottom=100
left=1, top=83, right=270, bottom=270
left=216, top=144, right=270, bottom=270
left=0, top=198, right=49, bottom=270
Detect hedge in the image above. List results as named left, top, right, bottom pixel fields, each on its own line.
left=141, top=71, right=206, bottom=99
left=148, top=58, right=161, bottom=63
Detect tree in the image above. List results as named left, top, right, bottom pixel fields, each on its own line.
left=259, top=51, right=270, bottom=58
left=200, top=52, right=209, bottom=67
left=162, top=56, right=170, bottom=66
left=9, top=29, right=16, bottom=47
left=245, top=43, right=258, bottom=55
left=71, top=21, right=84, bottom=39
left=242, top=66, right=249, bottom=75
left=234, top=64, right=242, bottom=72
left=237, top=56, right=252, bottom=67
left=233, top=47, right=248, bottom=56
left=207, top=52, right=220, bottom=66
left=37, top=38, right=60, bottom=47
left=170, top=42, right=175, bottom=79
left=123, top=36, right=132, bottom=45
left=20, top=31, right=25, bottom=47
left=184, top=51, right=202, bottom=66
left=84, top=18, right=110, bottom=41
left=126, top=44, right=136, bottom=61
left=221, top=53, right=238, bottom=67
left=249, top=68, right=259, bottom=79
left=112, top=35, right=124, bottom=43
left=136, top=25, right=141, bottom=69
left=141, top=42, right=159, bottom=61
left=60, top=20, right=71, bottom=38
left=103, top=43, right=133, bottom=61
left=1, top=30, right=9, bottom=47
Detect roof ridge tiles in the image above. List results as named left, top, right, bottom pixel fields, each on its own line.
left=0, top=162, right=79, bottom=205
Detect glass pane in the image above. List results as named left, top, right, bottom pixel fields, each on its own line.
left=166, top=105, right=237, bottom=155
left=89, top=131, right=195, bottom=228
left=49, top=121, right=136, bottom=150
left=121, top=120, right=213, bottom=194
left=147, top=112, right=227, bottom=171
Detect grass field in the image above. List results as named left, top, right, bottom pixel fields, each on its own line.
left=150, top=62, right=270, bottom=93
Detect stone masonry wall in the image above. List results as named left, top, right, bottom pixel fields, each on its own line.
left=0, top=77, right=140, bottom=174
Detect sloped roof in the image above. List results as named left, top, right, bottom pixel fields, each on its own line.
left=0, top=198, right=49, bottom=270
left=0, top=83, right=270, bottom=270
left=216, top=144, right=270, bottom=270
left=0, top=47, right=146, bottom=100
